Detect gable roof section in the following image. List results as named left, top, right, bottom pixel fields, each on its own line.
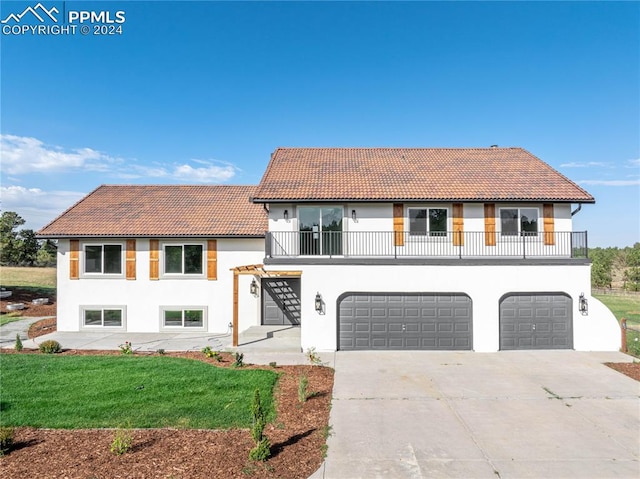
left=252, top=147, right=595, bottom=203
left=38, top=185, right=266, bottom=238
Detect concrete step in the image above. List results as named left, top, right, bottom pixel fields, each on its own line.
left=239, top=325, right=301, bottom=340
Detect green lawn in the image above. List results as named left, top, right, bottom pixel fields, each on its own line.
left=0, top=355, right=277, bottom=429
left=0, top=266, right=56, bottom=295
left=594, top=294, right=640, bottom=326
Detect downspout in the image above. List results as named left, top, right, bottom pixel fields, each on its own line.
left=571, top=204, right=582, bottom=216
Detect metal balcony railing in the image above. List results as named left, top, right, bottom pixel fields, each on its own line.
left=265, top=231, right=588, bottom=259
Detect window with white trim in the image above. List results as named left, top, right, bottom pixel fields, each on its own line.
left=84, top=244, right=123, bottom=275
left=82, top=307, right=124, bottom=328
left=408, top=208, right=448, bottom=237
left=163, top=243, right=204, bottom=275
left=499, top=208, right=539, bottom=236
left=161, top=307, right=206, bottom=329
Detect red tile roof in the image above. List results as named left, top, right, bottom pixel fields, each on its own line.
left=38, top=185, right=266, bottom=238
left=252, top=147, right=595, bottom=203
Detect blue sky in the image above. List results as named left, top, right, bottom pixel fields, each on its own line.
left=1, top=0, right=638, bottom=247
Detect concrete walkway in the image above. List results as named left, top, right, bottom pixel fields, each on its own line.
left=0, top=316, right=50, bottom=348
left=314, top=350, right=640, bottom=479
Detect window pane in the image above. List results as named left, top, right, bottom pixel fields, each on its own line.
left=164, top=310, right=182, bottom=327
left=84, top=310, right=102, bottom=326
left=184, top=310, right=203, bottom=327
left=103, top=309, right=122, bottom=327
left=165, top=246, right=183, bottom=273
left=500, top=209, right=518, bottom=236
left=409, top=209, right=427, bottom=236
left=104, top=245, right=122, bottom=274
left=85, top=246, right=102, bottom=273
left=184, top=245, right=203, bottom=274
left=520, top=209, right=538, bottom=236
left=429, top=209, right=447, bottom=236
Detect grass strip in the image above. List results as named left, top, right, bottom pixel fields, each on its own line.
left=0, top=355, right=277, bottom=429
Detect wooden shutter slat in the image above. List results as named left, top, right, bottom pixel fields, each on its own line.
left=149, top=239, right=159, bottom=280
left=484, top=204, right=496, bottom=246
left=207, top=240, right=217, bottom=280
left=543, top=203, right=555, bottom=246
left=69, top=240, right=79, bottom=280
left=453, top=203, right=464, bottom=246
left=393, top=203, right=404, bottom=247
left=126, top=239, right=136, bottom=280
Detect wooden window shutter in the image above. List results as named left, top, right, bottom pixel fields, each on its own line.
left=452, top=203, right=464, bottom=246
left=149, top=239, right=159, bottom=280
left=543, top=203, right=555, bottom=246
left=126, top=239, right=136, bottom=280
left=207, top=240, right=218, bottom=280
left=484, top=204, right=496, bottom=246
left=393, top=203, right=404, bottom=247
left=69, top=240, right=79, bottom=280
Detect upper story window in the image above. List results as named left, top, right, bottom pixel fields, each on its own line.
left=163, top=244, right=203, bottom=275
left=500, top=208, right=539, bottom=236
left=84, top=244, right=122, bottom=275
left=408, top=208, right=448, bottom=237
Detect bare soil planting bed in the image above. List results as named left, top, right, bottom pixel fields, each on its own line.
left=0, top=350, right=334, bottom=479
left=0, top=289, right=56, bottom=317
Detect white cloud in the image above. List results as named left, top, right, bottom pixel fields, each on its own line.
left=560, top=161, right=612, bottom=168
left=0, top=185, right=86, bottom=231
left=172, top=162, right=237, bottom=183
left=577, top=179, right=640, bottom=186
left=626, top=158, right=640, bottom=168
left=0, top=134, right=121, bottom=175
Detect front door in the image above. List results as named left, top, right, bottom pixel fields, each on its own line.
left=262, top=278, right=301, bottom=325
left=298, top=207, right=343, bottom=255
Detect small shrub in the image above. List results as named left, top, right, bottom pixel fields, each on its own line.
left=15, top=334, right=23, bottom=351
left=233, top=352, right=244, bottom=368
left=269, top=361, right=277, bottom=368
left=249, top=389, right=270, bottom=462
left=118, top=341, right=133, bottom=355
left=156, top=348, right=166, bottom=355
left=306, top=347, right=323, bottom=365
left=110, top=427, right=134, bottom=455
left=202, top=346, right=221, bottom=361
left=39, top=339, right=61, bottom=354
left=0, top=427, right=15, bottom=456
left=298, top=374, right=309, bottom=403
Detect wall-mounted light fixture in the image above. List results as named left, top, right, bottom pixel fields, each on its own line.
left=578, top=292, right=588, bottom=315
left=250, top=278, right=259, bottom=296
left=315, top=292, right=323, bottom=314
left=284, top=209, right=289, bottom=221
left=352, top=209, right=357, bottom=221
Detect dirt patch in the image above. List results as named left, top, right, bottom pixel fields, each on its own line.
left=27, top=317, right=57, bottom=338
left=605, top=361, right=640, bottom=381
left=0, top=289, right=56, bottom=317
left=0, top=350, right=334, bottom=479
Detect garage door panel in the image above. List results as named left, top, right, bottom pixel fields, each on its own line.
left=339, top=293, right=472, bottom=351
left=500, top=293, right=572, bottom=350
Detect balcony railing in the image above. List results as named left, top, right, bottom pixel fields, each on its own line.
left=266, top=231, right=588, bottom=259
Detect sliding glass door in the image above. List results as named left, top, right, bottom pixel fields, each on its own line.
left=298, top=207, right=343, bottom=255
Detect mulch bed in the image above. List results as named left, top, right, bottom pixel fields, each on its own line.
left=1, top=289, right=56, bottom=317
left=605, top=361, right=640, bottom=381
left=0, top=348, right=334, bottom=479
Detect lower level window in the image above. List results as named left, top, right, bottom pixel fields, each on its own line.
left=83, top=308, right=123, bottom=327
left=163, top=308, right=204, bottom=328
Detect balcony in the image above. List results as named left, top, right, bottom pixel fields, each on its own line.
left=265, top=231, right=588, bottom=260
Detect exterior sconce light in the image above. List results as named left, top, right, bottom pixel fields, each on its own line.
left=578, top=292, right=588, bottom=315
left=352, top=209, right=357, bottom=221
left=250, top=278, right=259, bottom=296
left=315, top=292, right=323, bottom=314
left=284, top=209, right=289, bottom=221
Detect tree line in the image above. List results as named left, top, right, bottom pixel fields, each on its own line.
left=590, top=243, right=640, bottom=291
left=0, top=211, right=56, bottom=267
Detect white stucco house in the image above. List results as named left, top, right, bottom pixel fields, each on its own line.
left=38, top=147, right=620, bottom=352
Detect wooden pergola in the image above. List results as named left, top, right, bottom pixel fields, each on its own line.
left=230, top=264, right=302, bottom=346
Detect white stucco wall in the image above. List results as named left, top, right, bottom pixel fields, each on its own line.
left=56, top=238, right=264, bottom=334
left=266, top=262, right=619, bottom=352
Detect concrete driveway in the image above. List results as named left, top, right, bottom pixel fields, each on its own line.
left=316, top=350, right=639, bottom=479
